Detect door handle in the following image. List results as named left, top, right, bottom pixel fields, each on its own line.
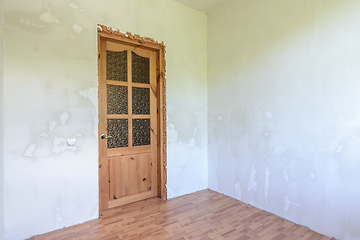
left=101, top=134, right=113, bottom=140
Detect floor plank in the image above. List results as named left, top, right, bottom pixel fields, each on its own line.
left=28, top=190, right=332, bottom=240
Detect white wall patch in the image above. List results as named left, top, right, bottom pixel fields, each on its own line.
left=24, top=144, right=37, bottom=157
left=49, top=121, right=57, bottom=131
left=265, top=167, right=271, bottom=203
left=335, top=144, right=345, bottom=153
left=266, top=111, right=273, bottom=119
left=284, top=195, right=300, bottom=213
left=60, top=112, right=69, bottom=125
left=283, top=171, right=289, bottom=182
left=167, top=124, right=178, bottom=143
left=52, top=136, right=66, bottom=155
left=40, top=12, right=60, bottom=23
left=73, top=24, right=83, bottom=33
left=247, top=163, right=257, bottom=192
left=69, top=3, right=79, bottom=9
left=235, top=182, right=241, bottom=200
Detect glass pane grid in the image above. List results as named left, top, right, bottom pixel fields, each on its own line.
left=105, top=50, right=153, bottom=149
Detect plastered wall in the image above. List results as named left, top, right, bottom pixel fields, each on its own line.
left=0, top=0, right=5, bottom=239
left=2, top=0, right=207, bottom=239
left=208, top=0, right=360, bottom=239
left=165, top=2, right=208, bottom=199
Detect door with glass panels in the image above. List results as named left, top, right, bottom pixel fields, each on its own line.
left=99, top=39, right=157, bottom=211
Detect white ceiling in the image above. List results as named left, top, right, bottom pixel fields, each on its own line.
left=174, top=0, right=228, bottom=13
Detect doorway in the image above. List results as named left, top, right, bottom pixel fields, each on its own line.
left=97, top=25, right=167, bottom=215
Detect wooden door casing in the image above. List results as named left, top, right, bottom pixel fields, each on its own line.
left=98, top=35, right=161, bottom=213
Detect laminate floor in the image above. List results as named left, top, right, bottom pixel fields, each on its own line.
left=28, top=189, right=332, bottom=240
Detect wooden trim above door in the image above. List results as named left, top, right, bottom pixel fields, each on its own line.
left=97, top=24, right=167, bottom=216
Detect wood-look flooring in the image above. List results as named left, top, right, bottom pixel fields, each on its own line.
left=28, top=189, right=332, bottom=240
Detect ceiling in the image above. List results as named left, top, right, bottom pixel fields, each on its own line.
left=174, top=0, right=229, bottom=13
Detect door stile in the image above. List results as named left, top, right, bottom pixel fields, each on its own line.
left=127, top=50, right=133, bottom=148
left=157, top=50, right=166, bottom=199
left=149, top=52, right=158, bottom=196
left=99, top=38, right=109, bottom=213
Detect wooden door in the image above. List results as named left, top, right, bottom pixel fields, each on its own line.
left=98, top=38, right=158, bottom=212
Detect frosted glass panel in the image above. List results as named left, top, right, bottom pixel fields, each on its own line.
left=132, top=119, right=150, bottom=146
left=132, top=52, right=149, bottom=84
left=107, top=119, right=128, bottom=148
left=132, top=87, right=150, bottom=115
left=107, top=85, right=128, bottom=115
left=107, top=50, right=127, bottom=82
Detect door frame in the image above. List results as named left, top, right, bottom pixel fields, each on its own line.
left=97, top=24, right=167, bottom=216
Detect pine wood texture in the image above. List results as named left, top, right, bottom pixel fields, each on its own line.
left=28, top=190, right=332, bottom=240
left=109, top=154, right=152, bottom=199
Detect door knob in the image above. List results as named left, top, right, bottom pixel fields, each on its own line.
left=101, top=134, right=113, bottom=139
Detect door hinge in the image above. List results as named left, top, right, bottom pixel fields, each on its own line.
left=98, top=54, right=100, bottom=59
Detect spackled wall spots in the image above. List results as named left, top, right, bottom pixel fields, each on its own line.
left=208, top=0, right=360, bottom=239
left=165, top=0, right=208, bottom=199
left=2, top=0, right=207, bottom=239
left=247, top=162, right=257, bottom=205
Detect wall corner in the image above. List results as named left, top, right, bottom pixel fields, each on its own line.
left=0, top=0, right=5, bottom=238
